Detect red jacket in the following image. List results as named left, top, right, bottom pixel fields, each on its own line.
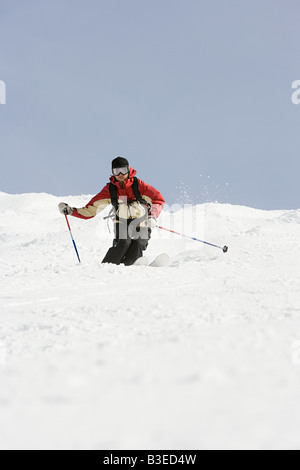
left=72, top=167, right=165, bottom=220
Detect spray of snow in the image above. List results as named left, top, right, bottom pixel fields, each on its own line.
left=175, top=175, right=231, bottom=205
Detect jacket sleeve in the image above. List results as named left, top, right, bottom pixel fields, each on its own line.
left=138, top=179, right=165, bottom=219
left=71, top=184, right=111, bottom=220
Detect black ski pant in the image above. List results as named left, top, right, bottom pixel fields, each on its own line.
left=102, top=219, right=151, bottom=266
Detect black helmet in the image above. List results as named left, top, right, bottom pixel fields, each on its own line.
left=111, top=156, right=129, bottom=170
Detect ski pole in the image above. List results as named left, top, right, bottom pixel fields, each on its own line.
left=64, top=213, right=81, bottom=263
left=157, top=226, right=228, bottom=253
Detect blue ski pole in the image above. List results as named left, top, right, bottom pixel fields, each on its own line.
left=64, top=213, right=81, bottom=263
left=157, top=225, right=228, bottom=253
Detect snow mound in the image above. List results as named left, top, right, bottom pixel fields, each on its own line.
left=1, top=192, right=300, bottom=450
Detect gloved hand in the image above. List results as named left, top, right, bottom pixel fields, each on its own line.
left=144, top=217, right=157, bottom=229
left=58, top=202, right=74, bottom=215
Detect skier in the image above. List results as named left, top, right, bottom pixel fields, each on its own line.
left=58, top=157, right=165, bottom=266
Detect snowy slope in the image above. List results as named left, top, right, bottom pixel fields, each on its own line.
left=1, top=192, right=300, bottom=450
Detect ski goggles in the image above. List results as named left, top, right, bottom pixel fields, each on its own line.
left=112, top=166, right=129, bottom=176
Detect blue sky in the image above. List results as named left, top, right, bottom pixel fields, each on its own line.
left=1, top=0, right=300, bottom=209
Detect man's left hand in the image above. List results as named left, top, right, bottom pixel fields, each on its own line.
left=144, top=217, right=157, bottom=229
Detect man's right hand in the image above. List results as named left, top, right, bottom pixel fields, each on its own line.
left=58, top=202, right=74, bottom=215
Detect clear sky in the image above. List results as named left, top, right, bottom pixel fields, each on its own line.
left=1, top=0, right=300, bottom=209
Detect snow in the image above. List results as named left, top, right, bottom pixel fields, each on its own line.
left=1, top=191, right=300, bottom=450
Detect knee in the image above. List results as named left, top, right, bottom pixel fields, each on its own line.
left=137, top=237, right=149, bottom=251
left=115, top=238, right=131, bottom=249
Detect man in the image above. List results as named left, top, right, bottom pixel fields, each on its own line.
left=58, top=157, right=165, bottom=266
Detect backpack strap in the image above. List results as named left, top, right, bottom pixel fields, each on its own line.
left=131, top=177, right=151, bottom=213
left=109, top=182, right=118, bottom=212
left=108, top=177, right=151, bottom=214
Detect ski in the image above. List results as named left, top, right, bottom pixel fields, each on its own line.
left=133, top=253, right=169, bottom=267
left=133, top=256, right=149, bottom=266
left=149, top=253, right=169, bottom=267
